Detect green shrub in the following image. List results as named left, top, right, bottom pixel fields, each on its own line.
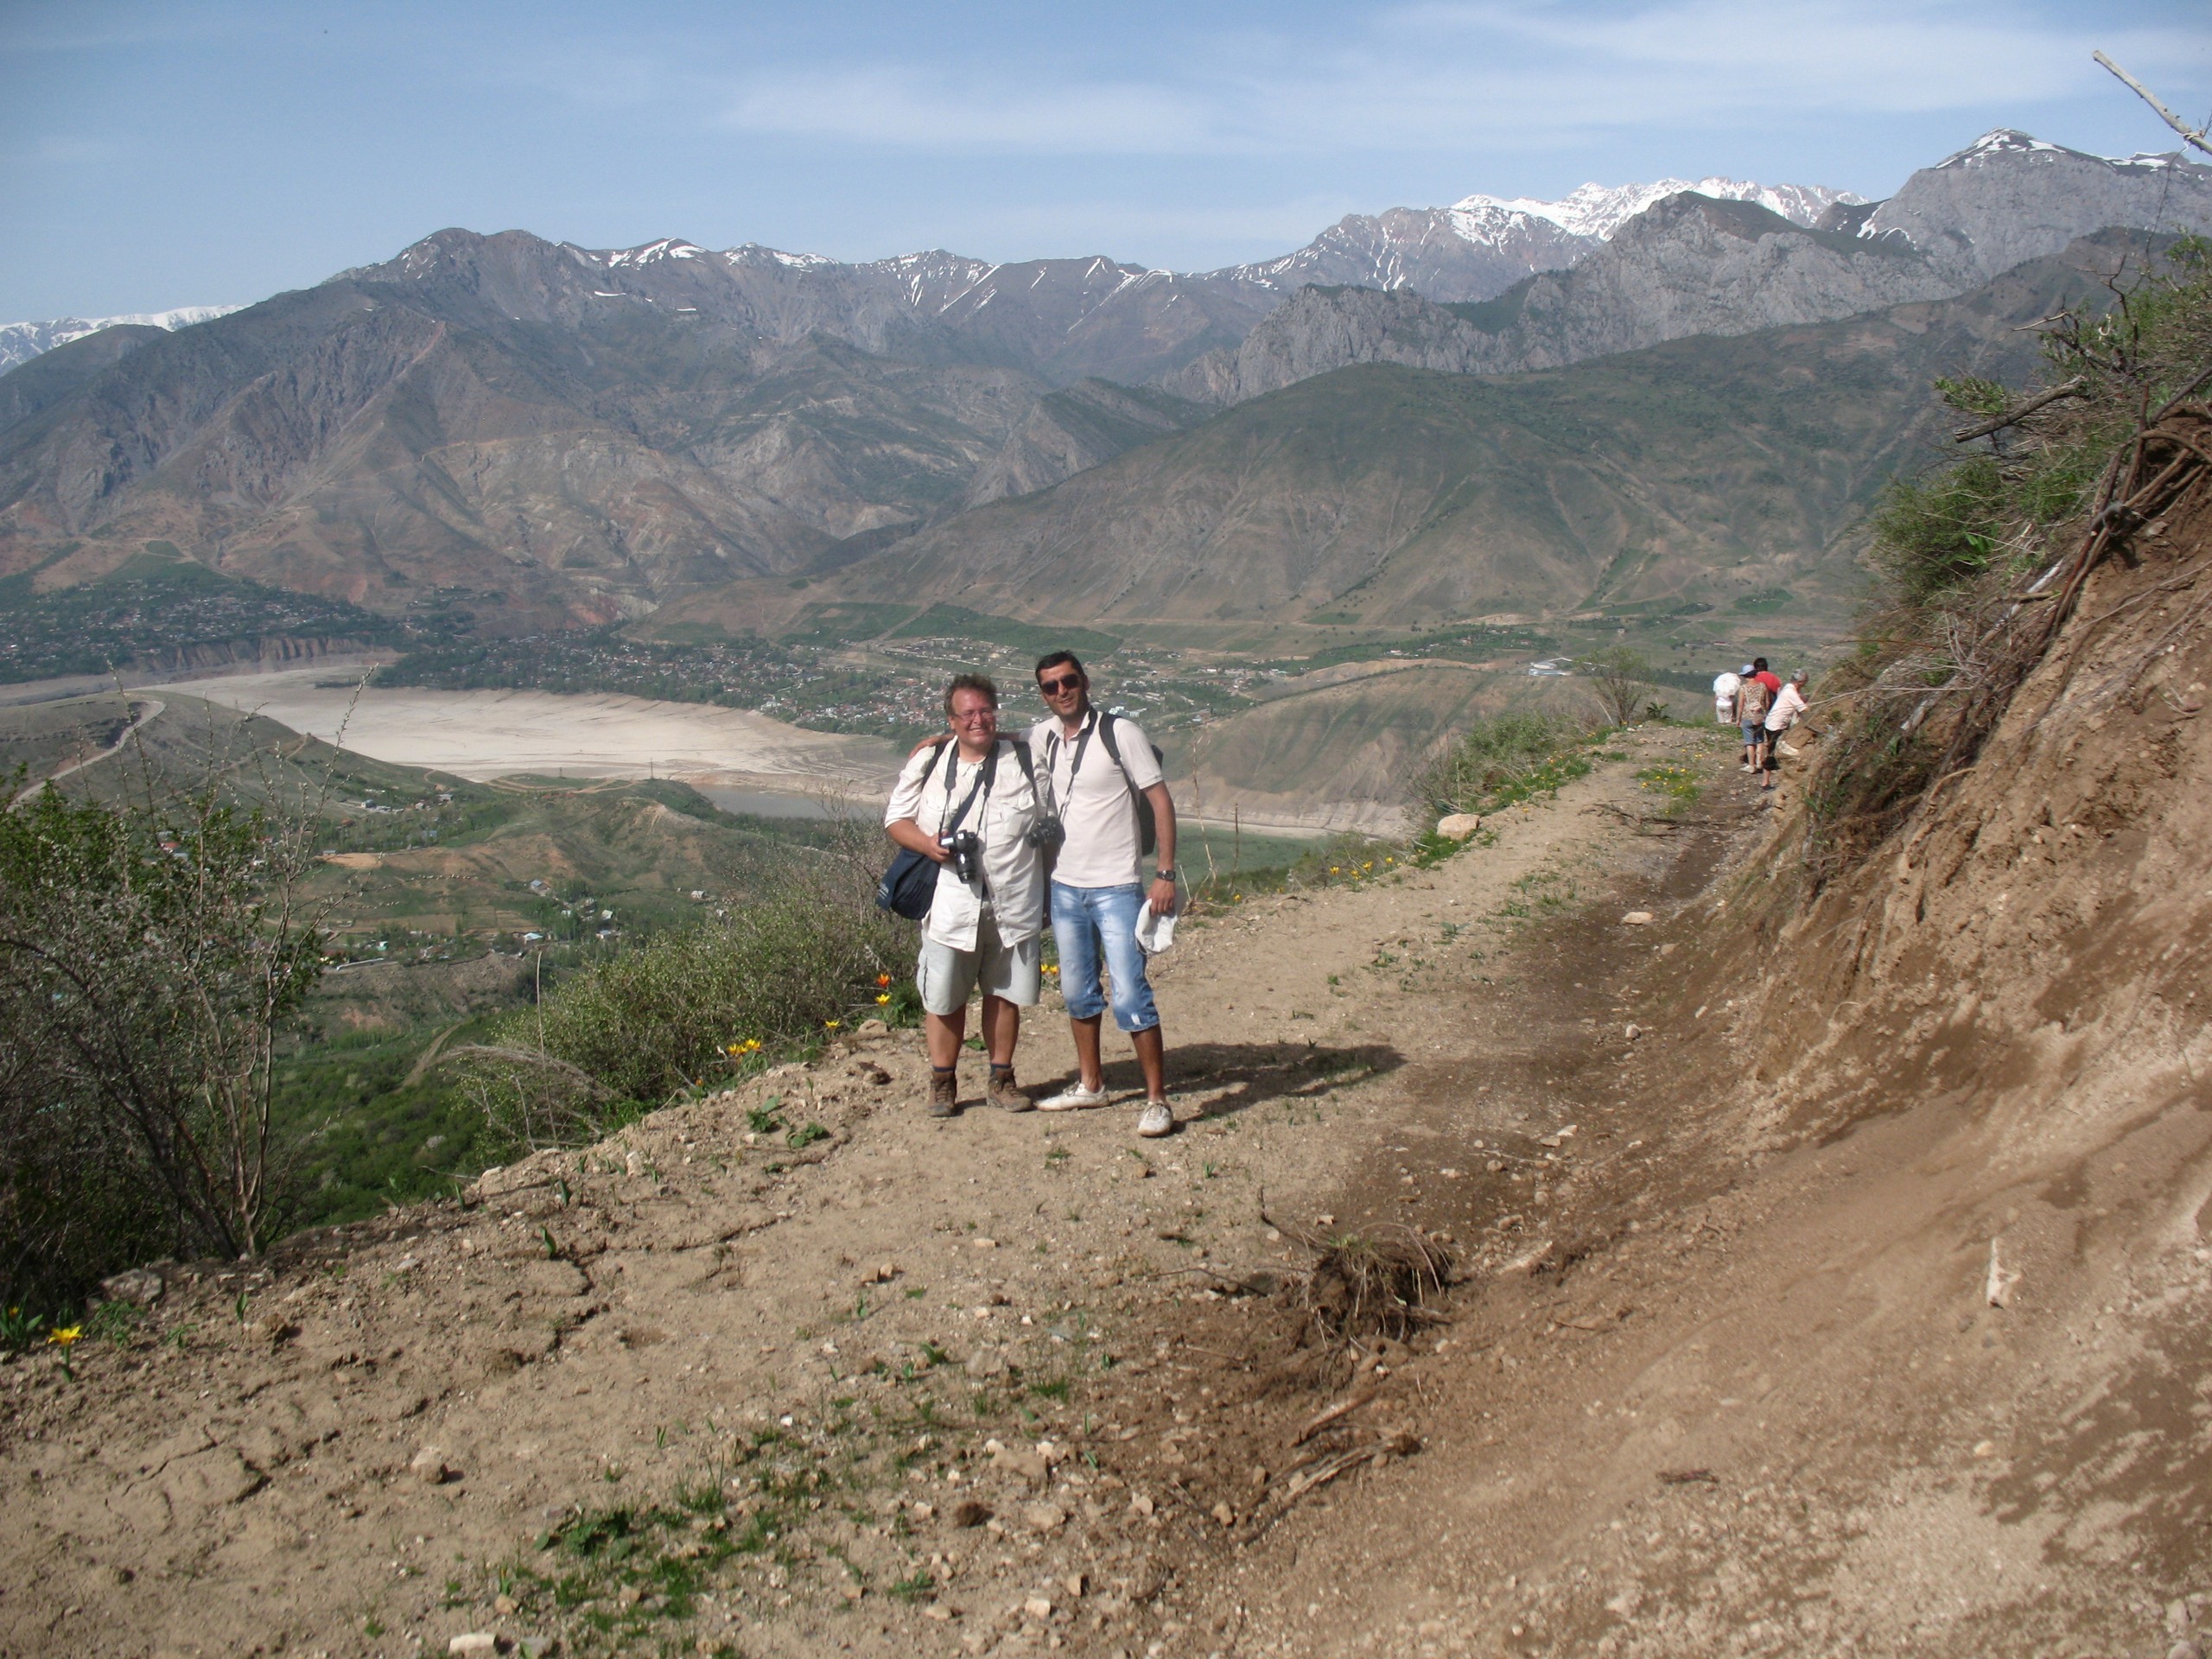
left=1808, top=235, right=2212, bottom=872
left=1869, top=454, right=2010, bottom=607
left=458, top=882, right=909, bottom=1147
left=0, top=779, right=328, bottom=1311
left=1412, top=713, right=1592, bottom=820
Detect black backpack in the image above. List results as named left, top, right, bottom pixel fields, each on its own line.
left=1095, top=712, right=1166, bottom=858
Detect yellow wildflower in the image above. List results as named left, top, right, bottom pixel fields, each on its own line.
left=47, top=1326, right=81, bottom=1347
left=824, top=1020, right=841, bottom=1030
left=874, top=993, right=892, bottom=1005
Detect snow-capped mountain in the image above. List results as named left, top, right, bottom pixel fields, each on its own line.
left=1830, top=129, right=2212, bottom=285
left=1214, top=177, right=1861, bottom=304
left=1452, top=177, right=1855, bottom=243
left=0, top=305, right=238, bottom=373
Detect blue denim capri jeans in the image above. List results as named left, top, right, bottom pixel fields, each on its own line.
left=1049, top=881, right=1160, bottom=1033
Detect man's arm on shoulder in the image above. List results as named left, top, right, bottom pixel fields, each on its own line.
left=883, top=746, right=934, bottom=832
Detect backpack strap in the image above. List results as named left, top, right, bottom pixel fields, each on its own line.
left=1095, top=710, right=1133, bottom=785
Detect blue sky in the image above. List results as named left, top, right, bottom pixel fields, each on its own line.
left=3, top=0, right=2208, bottom=320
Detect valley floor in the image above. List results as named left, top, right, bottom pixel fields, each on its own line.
left=2, top=723, right=2201, bottom=1659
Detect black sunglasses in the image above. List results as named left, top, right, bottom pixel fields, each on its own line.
left=1037, top=674, right=1082, bottom=694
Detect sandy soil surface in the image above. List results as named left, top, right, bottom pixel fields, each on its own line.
left=3, top=721, right=2196, bottom=1659
left=149, top=668, right=904, bottom=796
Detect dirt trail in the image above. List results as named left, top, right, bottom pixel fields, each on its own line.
left=3, top=673, right=2198, bottom=1658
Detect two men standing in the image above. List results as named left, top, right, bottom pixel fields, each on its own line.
left=882, top=653, right=1179, bottom=1138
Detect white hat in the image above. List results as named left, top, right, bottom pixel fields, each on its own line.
left=1134, top=899, right=1178, bottom=957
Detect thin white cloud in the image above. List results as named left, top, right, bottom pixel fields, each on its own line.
left=718, top=68, right=1213, bottom=152
left=696, top=1, right=2204, bottom=156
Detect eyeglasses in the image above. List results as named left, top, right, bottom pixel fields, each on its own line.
left=952, top=709, right=997, bottom=723
left=1037, top=675, right=1082, bottom=695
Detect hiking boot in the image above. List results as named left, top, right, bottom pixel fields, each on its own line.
left=988, top=1067, right=1033, bottom=1113
left=926, top=1069, right=957, bottom=1118
left=1136, top=1100, right=1174, bottom=1138
left=1039, top=1080, right=1111, bottom=1111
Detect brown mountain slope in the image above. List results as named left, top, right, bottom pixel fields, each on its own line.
left=678, top=236, right=2129, bottom=638
left=0, top=237, right=1216, bottom=632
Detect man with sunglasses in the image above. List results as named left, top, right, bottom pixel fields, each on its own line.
left=1027, top=652, right=1180, bottom=1136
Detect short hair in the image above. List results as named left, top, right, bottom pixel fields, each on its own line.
left=1751, top=656, right=1770, bottom=671
left=1033, top=651, right=1085, bottom=682
left=944, top=673, right=999, bottom=719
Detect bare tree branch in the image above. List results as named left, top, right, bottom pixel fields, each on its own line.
left=2094, top=50, right=2212, bottom=158
left=1953, top=377, right=2087, bottom=442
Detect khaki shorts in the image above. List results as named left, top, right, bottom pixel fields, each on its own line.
left=916, top=906, right=1041, bottom=1015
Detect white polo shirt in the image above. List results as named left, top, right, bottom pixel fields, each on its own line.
left=1027, top=710, right=1166, bottom=890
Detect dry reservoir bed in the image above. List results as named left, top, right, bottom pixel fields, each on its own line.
left=152, top=668, right=904, bottom=796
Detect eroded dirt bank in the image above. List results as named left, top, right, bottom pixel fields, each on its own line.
left=3, top=596, right=2206, bottom=1659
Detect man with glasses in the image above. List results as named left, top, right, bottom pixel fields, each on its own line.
left=1027, top=652, right=1180, bottom=1137
left=884, top=674, right=1048, bottom=1118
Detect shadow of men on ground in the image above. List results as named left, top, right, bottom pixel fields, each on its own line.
left=1033, top=1040, right=1403, bottom=1120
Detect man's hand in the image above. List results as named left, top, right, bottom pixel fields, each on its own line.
left=1147, top=874, right=1178, bottom=918
left=887, top=820, right=953, bottom=863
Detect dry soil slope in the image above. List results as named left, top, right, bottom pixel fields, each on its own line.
left=1209, top=429, right=2212, bottom=1656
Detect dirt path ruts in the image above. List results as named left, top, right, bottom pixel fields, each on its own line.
left=0, top=724, right=1735, bottom=1659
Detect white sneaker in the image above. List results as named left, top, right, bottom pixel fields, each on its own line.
left=1136, top=1101, right=1174, bottom=1137
left=1039, top=1082, right=1111, bottom=1112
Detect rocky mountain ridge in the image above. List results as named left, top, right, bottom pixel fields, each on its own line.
left=1167, top=137, right=2212, bottom=406
left=1209, top=176, right=1858, bottom=305
left=0, top=304, right=237, bottom=373
left=665, top=235, right=2132, bottom=639
left=2, top=131, right=2201, bottom=642
left=1834, top=128, right=2212, bottom=286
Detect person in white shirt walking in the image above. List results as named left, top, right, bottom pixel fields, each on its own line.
left=1760, top=671, right=1810, bottom=792
left=883, top=675, right=1048, bottom=1118
left=1026, top=652, right=1181, bottom=1138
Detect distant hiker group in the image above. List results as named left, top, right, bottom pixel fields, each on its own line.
left=1713, top=657, right=1808, bottom=791
left=880, top=654, right=1179, bottom=1138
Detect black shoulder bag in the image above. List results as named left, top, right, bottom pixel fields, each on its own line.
left=875, top=740, right=1002, bottom=919
left=875, top=740, right=956, bottom=920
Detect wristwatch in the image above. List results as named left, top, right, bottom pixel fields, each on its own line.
left=1154, top=867, right=1177, bottom=882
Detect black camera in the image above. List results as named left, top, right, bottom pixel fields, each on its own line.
left=942, top=830, right=982, bottom=884
left=1026, top=813, right=1065, bottom=850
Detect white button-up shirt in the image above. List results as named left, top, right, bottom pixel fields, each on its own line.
left=883, top=739, right=1046, bottom=951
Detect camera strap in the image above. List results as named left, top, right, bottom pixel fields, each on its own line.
left=1046, top=713, right=1096, bottom=792
left=937, top=740, right=999, bottom=842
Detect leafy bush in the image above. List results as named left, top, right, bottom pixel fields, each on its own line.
left=456, top=880, right=910, bottom=1148
left=1808, top=236, right=2212, bottom=872
left=1868, top=453, right=2011, bottom=607
left=0, top=778, right=329, bottom=1310
left=1412, top=713, right=1592, bottom=820
left=1576, top=646, right=1656, bottom=726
